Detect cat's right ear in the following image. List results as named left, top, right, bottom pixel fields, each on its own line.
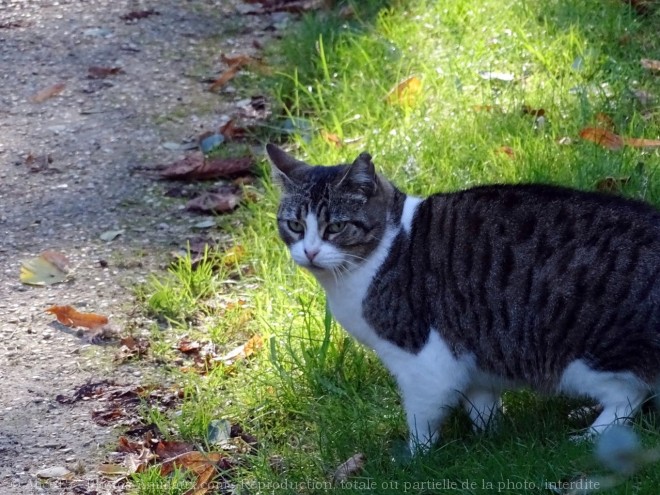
left=266, top=143, right=308, bottom=187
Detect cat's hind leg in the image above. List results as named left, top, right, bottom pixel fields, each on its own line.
left=559, top=360, right=649, bottom=439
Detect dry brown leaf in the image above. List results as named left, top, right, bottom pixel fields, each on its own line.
left=595, top=176, right=630, bottom=193
left=215, top=335, right=263, bottom=366
left=580, top=127, right=660, bottom=150
left=186, top=190, right=242, bottom=214
left=88, top=66, right=125, bottom=79
left=220, top=53, right=255, bottom=66
left=386, top=75, right=422, bottom=106
left=321, top=130, right=343, bottom=147
left=160, top=152, right=254, bottom=180
left=623, top=136, right=660, bottom=148
left=117, top=436, right=144, bottom=454
left=332, top=453, right=365, bottom=485
left=219, top=119, right=247, bottom=140
left=579, top=127, right=624, bottom=150
left=31, top=82, right=66, bottom=103
left=641, top=58, right=660, bottom=72
left=209, top=65, right=241, bottom=92
left=160, top=451, right=225, bottom=476
left=45, top=305, right=109, bottom=329
left=177, top=339, right=202, bottom=354
left=496, top=146, right=516, bottom=158
left=155, top=440, right=195, bottom=462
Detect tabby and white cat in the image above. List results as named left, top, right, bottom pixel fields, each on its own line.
left=267, top=143, right=660, bottom=452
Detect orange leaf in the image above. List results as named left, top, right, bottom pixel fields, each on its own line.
left=623, top=136, right=660, bottom=148
left=215, top=335, right=263, bottom=366
left=496, top=146, right=516, bottom=158
left=579, top=127, right=624, bottom=150
left=220, top=53, right=254, bottom=67
left=159, top=451, right=225, bottom=476
left=45, top=305, right=109, bottom=329
left=580, top=127, right=660, bottom=149
left=209, top=65, right=241, bottom=92
left=641, top=58, right=660, bottom=72
left=321, top=130, right=343, bottom=147
left=386, top=75, right=422, bottom=106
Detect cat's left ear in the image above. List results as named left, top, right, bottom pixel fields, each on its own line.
left=338, top=152, right=377, bottom=195
left=266, top=143, right=309, bottom=187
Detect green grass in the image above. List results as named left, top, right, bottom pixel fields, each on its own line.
left=131, top=0, right=660, bottom=493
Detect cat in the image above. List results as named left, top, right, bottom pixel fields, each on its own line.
left=266, top=143, right=660, bottom=452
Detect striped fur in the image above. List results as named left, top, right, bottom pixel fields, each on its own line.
left=267, top=144, right=660, bottom=451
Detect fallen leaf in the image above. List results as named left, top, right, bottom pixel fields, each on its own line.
left=88, top=66, right=125, bottom=79
left=160, top=451, right=227, bottom=476
left=641, top=58, right=660, bottom=72
left=210, top=65, right=241, bottom=92
left=623, top=136, right=660, bottom=148
left=186, top=190, right=241, bottom=214
left=155, top=441, right=195, bottom=462
left=117, top=436, right=144, bottom=454
left=321, top=130, right=343, bottom=147
left=36, top=466, right=73, bottom=480
left=221, top=245, right=246, bottom=267
left=92, top=407, right=125, bottom=426
left=160, top=152, right=254, bottom=180
left=496, top=146, right=516, bottom=158
left=25, top=153, right=54, bottom=172
left=580, top=127, right=660, bottom=150
left=219, top=119, right=247, bottom=140
left=596, top=176, right=630, bottom=193
left=215, top=335, right=263, bottom=366
left=479, top=71, right=516, bottom=82
left=45, top=305, right=109, bottom=329
left=114, top=336, right=150, bottom=362
left=386, top=75, right=422, bottom=106
left=220, top=53, right=255, bottom=67
left=199, top=133, right=225, bottom=153
left=177, top=339, right=202, bottom=354
left=579, top=127, right=624, bottom=150
left=20, top=250, right=71, bottom=286
left=100, top=229, right=124, bottom=241
left=332, top=453, right=365, bottom=485
left=98, top=463, right=131, bottom=476
left=121, top=9, right=159, bottom=21
left=31, top=82, right=66, bottom=103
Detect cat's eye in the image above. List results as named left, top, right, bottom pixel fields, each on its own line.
left=326, top=222, right=347, bottom=234
left=287, top=220, right=305, bottom=233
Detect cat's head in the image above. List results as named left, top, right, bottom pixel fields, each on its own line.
left=267, top=144, right=396, bottom=276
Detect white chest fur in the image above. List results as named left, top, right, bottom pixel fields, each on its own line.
left=317, top=226, right=397, bottom=349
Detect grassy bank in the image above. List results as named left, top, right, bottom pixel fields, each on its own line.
left=133, top=1, right=660, bottom=493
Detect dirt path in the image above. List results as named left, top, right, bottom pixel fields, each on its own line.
left=0, top=1, right=286, bottom=492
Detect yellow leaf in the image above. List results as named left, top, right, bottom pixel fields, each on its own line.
left=221, top=245, right=245, bottom=267
left=386, top=76, right=422, bottom=107
left=20, top=250, right=70, bottom=286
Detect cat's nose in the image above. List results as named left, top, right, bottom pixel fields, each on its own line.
left=304, top=248, right=319, bottom=262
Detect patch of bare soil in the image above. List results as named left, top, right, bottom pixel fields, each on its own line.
left=0, top=1, right=295, bottom=492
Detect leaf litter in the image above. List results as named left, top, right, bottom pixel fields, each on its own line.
left=579, top=127, right=660, bottom=150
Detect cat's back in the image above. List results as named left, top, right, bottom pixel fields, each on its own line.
left=365, top=183, right=660, bottom=387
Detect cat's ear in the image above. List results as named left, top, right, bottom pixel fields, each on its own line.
left=266, top=143, right=308, bottom=187
left=338, top=152, right=377, bottom=195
